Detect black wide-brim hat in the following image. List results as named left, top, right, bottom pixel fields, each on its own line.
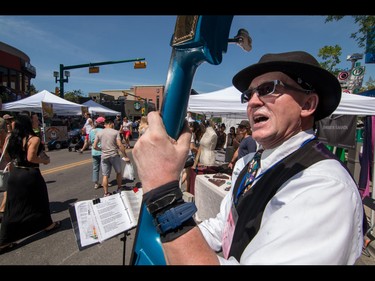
left=232, top=51, right=342, bottom=121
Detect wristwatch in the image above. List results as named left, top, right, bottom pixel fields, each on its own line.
left=147, top=189, right=183, bottom=215
left=154, top=202, right=197, bottom=234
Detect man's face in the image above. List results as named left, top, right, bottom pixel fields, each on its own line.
left=237, top=125, right=247, bottom=135
left=245, top=71, right=308, bottom=149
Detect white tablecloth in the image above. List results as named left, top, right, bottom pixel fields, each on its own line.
left=194, top=174, right=230, bottom=222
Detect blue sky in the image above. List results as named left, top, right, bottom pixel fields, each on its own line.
left=0, top=15, right=373, bottom=96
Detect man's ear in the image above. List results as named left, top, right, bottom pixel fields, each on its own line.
left=301, top=93, right=319, bottom=117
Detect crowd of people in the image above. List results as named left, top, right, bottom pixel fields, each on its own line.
left=0, top=50, right=368, bottom=265
left=180, top=113, right=258, bottom=194
left=80, top=113, right=145, bottom=196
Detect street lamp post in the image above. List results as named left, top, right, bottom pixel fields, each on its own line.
left=53, top=65, right=70, bottom=97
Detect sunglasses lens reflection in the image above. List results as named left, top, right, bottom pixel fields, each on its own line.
left=241, top=81, right=277, bottom=103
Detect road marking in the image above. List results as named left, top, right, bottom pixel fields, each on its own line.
left=41, top=159, right=92, bottom=175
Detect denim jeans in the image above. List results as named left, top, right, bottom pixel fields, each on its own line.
left=92, top=155, right=101, bottom=183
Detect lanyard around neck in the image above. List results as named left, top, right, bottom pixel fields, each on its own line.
left=234, top=136, right=316, bottom=205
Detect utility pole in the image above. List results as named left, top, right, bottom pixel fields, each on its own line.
left=54, top=58, right=146, bottom=98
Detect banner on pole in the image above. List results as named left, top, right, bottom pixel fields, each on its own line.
left=42, top=102, right=54, bottom=119
left=316, top=114, right=357, bottom=149
left=81, top=106, right=89, bottom=115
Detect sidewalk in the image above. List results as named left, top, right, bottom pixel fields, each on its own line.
left=357, top=240, right=375, bottom=265
left=357, top=203, right=375, bottom=264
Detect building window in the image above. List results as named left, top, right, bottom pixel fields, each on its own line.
left=0, top=66, right=8, bottom=87
left=10, top=69, right=17, bottom=91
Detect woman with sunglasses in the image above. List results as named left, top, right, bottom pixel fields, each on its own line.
left=132, top=51, right=364, bottom=265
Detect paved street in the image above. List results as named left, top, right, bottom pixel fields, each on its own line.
left=0, top=137, right=140, bottom=266
left=1, top=134, right=375, bottom=266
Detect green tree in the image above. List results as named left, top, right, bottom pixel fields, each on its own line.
left=318, top=45, right=342, bottom=76
left=64, top=89, right=84, bottom=103
left=29, top=84, right=37, bottom=95
left=359, top=77, right=375, bottom=92
left=325, top=16, right=375, bottom=50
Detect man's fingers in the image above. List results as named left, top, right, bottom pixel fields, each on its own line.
left=146, top=112, right=165, bottom=134
left=178, top=121, right=192, bottom=146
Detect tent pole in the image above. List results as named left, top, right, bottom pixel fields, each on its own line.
left=41, top=112, right=47, bottom=151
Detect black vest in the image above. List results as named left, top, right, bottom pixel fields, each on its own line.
left=228, top=140, right=349, bottom=260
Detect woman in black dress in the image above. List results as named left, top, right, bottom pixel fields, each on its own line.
left=0, top=114, right=60, bottom=253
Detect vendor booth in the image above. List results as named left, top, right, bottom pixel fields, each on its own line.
left=1, top=90, right=84, bottom=149
left=1, top=89, right=83, bottom=116
left=82, top=100, right=121, bottom=116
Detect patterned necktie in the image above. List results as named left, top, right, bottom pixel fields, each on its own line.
left=243, top=149, right=264, bottom=193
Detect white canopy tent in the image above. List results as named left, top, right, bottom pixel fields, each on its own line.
left=188, top=86, right=247, bottom=119
left=82, top=100, right=121, bottom=116
left=1, top=89, right=84, bottom=116
left=189, top=86, right=375, bottom=225
left=188, top=86, right=375, bottom=117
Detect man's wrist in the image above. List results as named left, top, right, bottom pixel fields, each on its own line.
left=143, top=180, right=181, bottom=205
left=143, top=181, right=197, bottom=239
left=147, top=188, right=183, bottom=215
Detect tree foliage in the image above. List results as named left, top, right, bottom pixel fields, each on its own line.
left=325, top=16, right=375, bottom=50
left=64, top=89, right=84, bottom=103
left=318, top=45, right=342, bottom=76
left=29, top=84, right=37, bottom=95
left=360, top=77, right=375, bottom=92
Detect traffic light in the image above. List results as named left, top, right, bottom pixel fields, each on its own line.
left=55, top=87, right=60, bottom=95
left=141, top=108, right=145, bottom=115
left=134, top=61, right=147, bottom=69
left=89, top=66, right=100, bottom=73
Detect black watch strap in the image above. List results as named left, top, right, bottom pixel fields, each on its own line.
left=147, top=188, right=183, bottom=215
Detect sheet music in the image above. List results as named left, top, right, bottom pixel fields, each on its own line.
left=72, top=189, right=142, bottom=249
left=74, top=200, right=99, bottom=247
left=91, top=194, right=136, bottom=243
left=120, top=188, right=143, bottom=224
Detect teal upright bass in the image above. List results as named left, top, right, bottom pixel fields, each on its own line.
left=130, top=15, right=251, bottom=265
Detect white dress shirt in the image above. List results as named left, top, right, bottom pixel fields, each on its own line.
left=198, top=130, right=364, bottom=265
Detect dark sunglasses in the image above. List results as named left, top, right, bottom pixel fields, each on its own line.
left=241, top=80, right=314, bottom=103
